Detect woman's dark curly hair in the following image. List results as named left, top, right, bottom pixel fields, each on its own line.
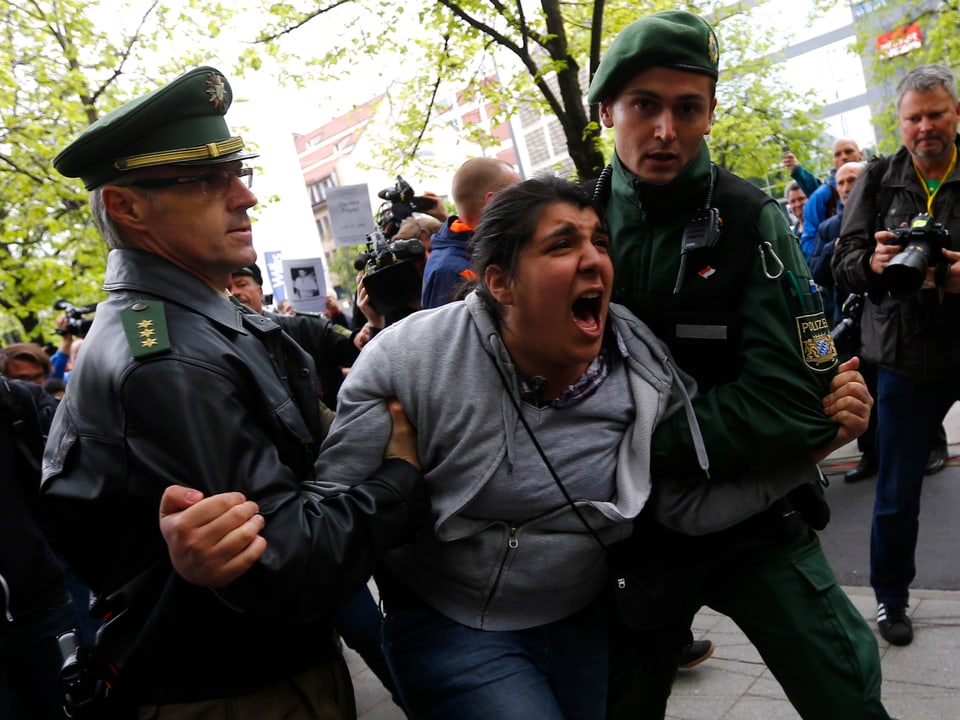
left=469, top=175, right=603, bottom=319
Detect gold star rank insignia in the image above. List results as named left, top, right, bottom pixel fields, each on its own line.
left=120, top=301, right=171, bottom=358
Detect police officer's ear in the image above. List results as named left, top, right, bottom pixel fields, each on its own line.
left=599, top=99, right=616, bottom=129
left=485, top=264, right=513, bottom=306
left=101, top=184, right=152, bottom=232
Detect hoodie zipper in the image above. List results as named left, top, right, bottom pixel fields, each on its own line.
left=479, top=526, right=519, bottom=627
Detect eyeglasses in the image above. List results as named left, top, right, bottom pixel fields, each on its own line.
left=127, top=167, right=254, bottom=193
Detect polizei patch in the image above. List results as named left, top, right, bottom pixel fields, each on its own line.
left=796, top=313, right=838, bottom=373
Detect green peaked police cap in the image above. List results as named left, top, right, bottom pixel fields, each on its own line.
left=54, top=66, right=258, bottom=190
left=587, top=10, right=720, bottom=103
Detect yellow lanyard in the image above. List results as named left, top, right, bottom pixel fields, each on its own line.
left=913, top=145, right=957, bottom=215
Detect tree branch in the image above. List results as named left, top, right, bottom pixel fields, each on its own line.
left=256, top=0, right=356, bottom=43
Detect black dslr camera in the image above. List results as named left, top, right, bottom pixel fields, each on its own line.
left=354, top=229, right=426, bottom=316
left=883, top=213, right=951, bottom=296
left=53, top=299, right=97, bottom=338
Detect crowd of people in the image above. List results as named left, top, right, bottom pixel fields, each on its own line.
left=3, top=7, right=957, bottom=720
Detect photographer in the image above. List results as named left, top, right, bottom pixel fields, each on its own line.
left=351, top=178, right=445, bottom=346
left=833, top=63, right=960, bottom=648
left=44, top=301, right=96, bottom=385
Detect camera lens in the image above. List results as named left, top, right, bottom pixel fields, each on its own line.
left=884, top=243, right=930, bottom=296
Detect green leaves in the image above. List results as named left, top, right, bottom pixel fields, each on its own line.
left=0, top=0, right=241, bottom=342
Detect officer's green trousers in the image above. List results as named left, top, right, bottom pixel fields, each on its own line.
left=607, top=517, right=891, bottom=720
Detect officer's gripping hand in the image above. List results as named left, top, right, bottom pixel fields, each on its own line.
left=159, top=486, right=266, bottom=587
left=812, top=356, right=873, bottom=463
left=384, top=398, right=420, bottom=470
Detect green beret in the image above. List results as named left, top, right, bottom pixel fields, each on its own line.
left=232, top=263, right=263, bottom=286
left=587, top=11, right=719, bottom=103
left=54, top=66, right=257, bottom=190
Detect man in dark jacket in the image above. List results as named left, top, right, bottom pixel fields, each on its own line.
left=229, top=263, right=358, bottom=411
left=809, top=160, right=865, bottom=325
left=833, top=63, right=960, bottom=648
left=41, top=66, right=428, bottom=718
left=589, top=11, right=889, bottom=719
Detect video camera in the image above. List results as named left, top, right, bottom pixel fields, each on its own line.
left=354, top=229, right=426, bottom=316
left=53, top=300, right=97, bottom=338
left=883, top=213, right=951, bottom=296
left=376, top=175, right=438, bottom=238
left=378, top=175, right=438, bottom=215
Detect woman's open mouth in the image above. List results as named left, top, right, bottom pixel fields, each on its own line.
left=572, top=291, right=603, bottom=332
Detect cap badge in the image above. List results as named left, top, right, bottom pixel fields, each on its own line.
left=708, top=33, right=719, bottom=65
left=205, top=72, right=228, bottom=112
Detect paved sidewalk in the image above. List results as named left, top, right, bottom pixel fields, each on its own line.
left=346, top=586, right=960, bottom=719
left=671, top=586, right=960, bottom=719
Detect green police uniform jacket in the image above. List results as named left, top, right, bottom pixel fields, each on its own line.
left=602, top=144, right=840, bottom=533
left=40, top=248, right=428, bottom=705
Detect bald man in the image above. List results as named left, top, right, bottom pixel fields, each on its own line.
left=800, top=138, right=864, bottom=258
left=421, top=157, right=519, bottom=308
left=809, top=161, right=865, bottom=298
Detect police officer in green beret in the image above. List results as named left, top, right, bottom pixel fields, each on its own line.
left=589, top=11, right=892, bottom=719
left=40, top=66, right=428, bottom=718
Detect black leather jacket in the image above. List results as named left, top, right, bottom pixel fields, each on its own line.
left=834, top=139, right=960, bottom=380
left=1, top=377, right=67, bottom=623
left=270, top=310, right=359, bottom=409
left=40, top=249, right=429, bottom=705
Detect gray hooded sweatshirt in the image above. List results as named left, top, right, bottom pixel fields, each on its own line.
left=315, top=292, right=706, bottom=630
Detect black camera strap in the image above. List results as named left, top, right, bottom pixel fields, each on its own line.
left=488, top=348, right=608, bottom=552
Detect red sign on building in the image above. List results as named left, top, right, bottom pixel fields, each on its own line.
left=876, top=23, right=922, bottom=59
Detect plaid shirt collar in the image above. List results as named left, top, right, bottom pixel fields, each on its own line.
left=518, top=324, right=627, bottom=408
